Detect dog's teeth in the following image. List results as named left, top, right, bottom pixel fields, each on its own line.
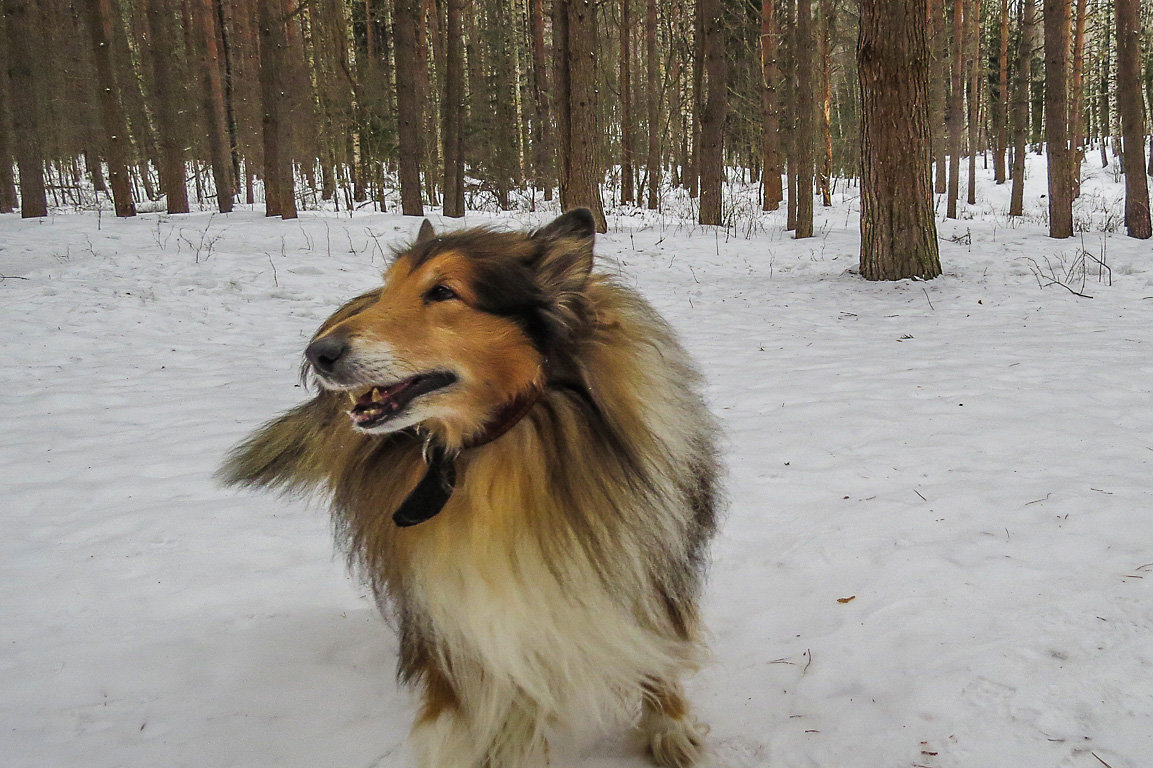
left=371, top=387, right=384, bottom=403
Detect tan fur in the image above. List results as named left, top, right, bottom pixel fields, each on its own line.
left=220, top=212, right=720, bottom=768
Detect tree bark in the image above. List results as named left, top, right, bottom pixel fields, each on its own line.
left=1009, top=0, right=1035, bottom=217
left=146, top=0, right=189, bottom=213
left=529, top=0, right=553, bottom=200
left=215, top=0, right=242, bottom=200
left=688, top=0, right=703, bottom=199
left=554, top=0, right=607, bottom=231
left=965, top=0, right=980, bottom=206
left=0, top=75, right=15, bottom=212
left=393, top=0, right=425, bottom=216
left=1069, top=0, right=1087, bottom=197
left=760, top=0, right=782, bottom=210
left=858, top=0, right=942, bottom=280
left=82, top=0, right=137, bottom=217
left=620, top=0, right=634, bottom=205
left=993, top=0, right=1009, bottom=183
left=1044, top=0, right=1073, bottom=238
left=192, top=0, right=234, bottom=213
left=1097, top=0, right=1110, bottom=167
left=645, top=0, right=660, bottom=209
left=698, top=0, right=726, bottom=226
left=442, top=0, right=464, bottom=217
left=946, top=0, right=964, bottom=218
left=257, top=0, right=295, bottom=217
left=1116, top=0, right=1151, bottom=238
left=818, top=0, right=835, bottom=208
left=930, top=0, right=946, bottom=192
left=793, top=0, right=815, bottom=237
left=2, top=0, right=46, bottom=217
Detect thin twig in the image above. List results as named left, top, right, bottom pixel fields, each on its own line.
left=266, top=253, right=279, bottom=288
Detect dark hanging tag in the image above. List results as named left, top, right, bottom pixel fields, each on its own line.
left=393, top=442, right=457, bottom=527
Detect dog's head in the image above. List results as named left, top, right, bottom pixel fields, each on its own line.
left=305, top=209, right=596, bottom=446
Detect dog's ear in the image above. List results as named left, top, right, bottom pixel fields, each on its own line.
left=416, top=219, right=436, bottom=244
left=534, top=208, right=596, bottom=243
left=531, top=209, right=595, bottom=296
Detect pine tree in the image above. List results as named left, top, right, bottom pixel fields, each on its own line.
left=858, top=0, right=942, bottom=280
left=393, top=0, right=425, bottom=216
left=2, top=0, right=47, bottom=217
left=82, top=0, right=137, bottom=217
left=146, top=0, right=189, bottom=214
left=698, top=0, right=726, bottom=226
left=1043, top=0, right=1073, bottom=238
left=1009, top=0, right=1035, bottom=217
left=1116, top=0, right=1151, bottom=238
left=554, top=0, right=607, bottom=231
left=442, top=0, right=465, bottom=218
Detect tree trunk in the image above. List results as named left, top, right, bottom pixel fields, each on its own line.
left=818, top=0, right=835, bottom=207
left=946, top=0, right=964, bottom=218
left=858, top=0, right=942, bottom=280
left=529, top=0, right=553, bottom=200
left=930, top=0, right=946, bottom=193
left=82, top=0, right=137, bottom=217
left=965, top=0, right=980, bottom=206
left=257, top=0, right=295, bottom=217
left=1009, top=0, right=1035, bottom=217
left=393, top=0, right=425, bottom=216
left=760, top=0, right=782, bottom=210
left=215, top=0, right=242, bottom=199
left=146, top=0, right=189, bottom=213
left=1116, top=0, right=1151, bottom=238
left=1097, top=0, right=1110, bottom=167
left=442, top=0, right=464, bottom=217
left=688, top=0, right=703, bottom=199
left=0, top=75, right=15, bottom=212
left=794, top=0, right=815, bottom=237
left=698, top=0, right=726, bottom=226
left=554, top=0, right=607, bottom=231
left=645, top=0, right=660, bottom=209
left=1, top=0, right=46, bottom=217
left=419, top=0, right=439, bottom=207
left=1044, top=0, right=1073, bottom=238
left=620, top=0, right=634, bottom=205
left=192, top=0, right=234, bottom=213
left=993, top=0, right=1009, bottom=183
left=1068, top=0, right=1087, bottom=197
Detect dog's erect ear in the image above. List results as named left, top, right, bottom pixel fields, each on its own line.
left=416, top=219, right=436, bottom=244
left=531, top=209, right=595, bottom=295
left=533, top=208, right=597, bottom=243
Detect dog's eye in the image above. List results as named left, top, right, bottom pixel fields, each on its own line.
left=425, top=285, right=458, bottom=303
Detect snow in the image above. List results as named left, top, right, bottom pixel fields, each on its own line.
left=3, top=153, right=1151, bottom=768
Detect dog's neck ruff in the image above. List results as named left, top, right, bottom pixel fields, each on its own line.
left=392, top=389, right=542, bottom=527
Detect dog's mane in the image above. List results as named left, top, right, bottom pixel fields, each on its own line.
left=220, top=235, right=721, bottom=665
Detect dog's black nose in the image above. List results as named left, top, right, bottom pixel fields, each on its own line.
left=306, top=335, right=349, bottom=375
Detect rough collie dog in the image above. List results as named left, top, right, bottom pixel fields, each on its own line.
left=220, top=209, right=719, bottom=768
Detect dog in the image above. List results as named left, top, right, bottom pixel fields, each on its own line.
left=219, top=209, right=720, bottom=768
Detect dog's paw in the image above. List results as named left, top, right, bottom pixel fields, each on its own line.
left=644, top=713, right=709, bottom=768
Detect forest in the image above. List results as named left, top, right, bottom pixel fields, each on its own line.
left=1, top=0, right=1152, bottom=276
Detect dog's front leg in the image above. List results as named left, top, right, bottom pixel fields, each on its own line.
left=410, top=675, right=548, bottom=768
left=640, top=679, right=708, bottom=768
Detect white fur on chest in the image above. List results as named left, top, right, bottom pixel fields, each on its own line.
left=408, top=524, right=686, bottom=727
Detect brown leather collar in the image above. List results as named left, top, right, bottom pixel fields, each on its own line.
left=392, top=388, right=542, bottom=527
left=464, top=388, right=542, bottom=449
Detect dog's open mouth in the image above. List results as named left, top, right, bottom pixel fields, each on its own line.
left=346, top=372, right=457, bottom=429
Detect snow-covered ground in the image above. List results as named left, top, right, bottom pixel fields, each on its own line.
left=3, top=153, right=1151, bottom=768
